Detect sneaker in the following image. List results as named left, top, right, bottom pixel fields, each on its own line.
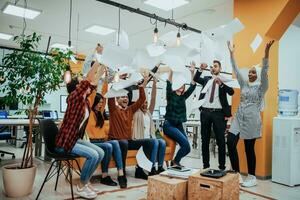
left=156, top=166, right=165, bottom=174
left=238, top=173, right=243, bottom=184
left=87, top=183, right=99, bottom=193
left=149, top=167, right=157, bottom=176
left=135, top=167, right=148, bottom=180
left=76, top=185, right=97, bottom=199
left=242, top=175, right=257, bottom=187
left=100, top=176, right=118, bottom=186
left=118, top=175, right=127, bottom=188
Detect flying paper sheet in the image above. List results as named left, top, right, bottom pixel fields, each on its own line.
left=250, top=34, right=263, bottom=53
left=163, top=54, right=186, bottom=72
left=159, top=31, right=177, bottom=47
left=136, top=147, right=152, bottom=172
left=112, top=72, right=143, bottom=90
left=146, top=43, right=166, bottom=57
left=131, top=50, right=158, bottom=69
left=204, top=18, right=244, bottom=40
left=118, top=65, right=136, bottom=75
left=101, top=44, right=132, bottom=70
left=105, top=88, right=128, bottom=98
left=172, top=69, right=191, bottom=91
left=226, top=18, right=244, bottom=36
left=190, top=99, right=205, bottom=112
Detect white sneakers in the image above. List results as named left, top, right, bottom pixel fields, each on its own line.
left=241, top=175, right=257, bottom=187
left=87, top=183, right=100, bottom=193
left=76, top=184, right=97, bottom=199
left=238, top=173, right=243, bottom=184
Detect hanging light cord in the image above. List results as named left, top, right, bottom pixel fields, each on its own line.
left=117, top=7, right=121, bottom=46
left=68, top=0, right=72, bottom=47
left=21, top=0, right=27, bottom=36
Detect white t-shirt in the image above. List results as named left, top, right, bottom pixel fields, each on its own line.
left=79, top=106, right=89, bottom=130
left=143, top=113, right=151, bottom=139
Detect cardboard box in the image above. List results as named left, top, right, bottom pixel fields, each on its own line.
left=147, top=175, right=188, bottom=200
left=188, top=172, right=239, bottom=200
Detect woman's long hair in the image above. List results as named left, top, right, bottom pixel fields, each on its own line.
left=92, top=93, right=108, bottom=128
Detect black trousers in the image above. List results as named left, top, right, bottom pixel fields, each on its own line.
left=117, top=139, right=154, bottom=175
left=200, top=110, right=227, bottom=170
left=227, top=133, right=256, bottom=175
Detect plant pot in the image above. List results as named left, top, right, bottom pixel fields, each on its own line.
left=2, top=163, right=37, bottom=198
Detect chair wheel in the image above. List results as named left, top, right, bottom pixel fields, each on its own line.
left=12, top=155, right=15, bottom=159
left=1, top=153, right=4, bottom=157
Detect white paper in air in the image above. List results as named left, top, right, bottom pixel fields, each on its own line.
left=136, top=147, right=153, bottom=172
left=105, top=88, right=128, bottom=98
left=146, top=43, right=166, bottom=57
left=250, top=34, right=263, bottom=53
left=112, top=72, right=143, bottom=90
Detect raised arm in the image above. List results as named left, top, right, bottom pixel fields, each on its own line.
left=260, top=40, right=274, bottom=94
left=130, top=75, right=148, bottom=113
left=193, top=62, right=207, bottom=86
left=227, top=41, right=245, bottom=87
left=86, top=60, right=106, bottom=86
left=101, top=81, right=109, bottom=111
left=148, top=78, right=157, bottom=115
left=183, top=63, right=196, bottom=99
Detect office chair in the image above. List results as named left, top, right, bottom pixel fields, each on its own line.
left=0, top=110, right=15, bottom=160
left=35, top=119, right=81, bottom=200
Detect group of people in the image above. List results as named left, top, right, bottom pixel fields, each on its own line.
left=54, top=40, right=274, bottom=199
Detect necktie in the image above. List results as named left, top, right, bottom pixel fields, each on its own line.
left=209, top=79, right=216, bottom=103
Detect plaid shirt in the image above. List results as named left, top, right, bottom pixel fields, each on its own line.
left=165, top=80, right=196, bottom=123
left=55, top=80, right=95, bottom=152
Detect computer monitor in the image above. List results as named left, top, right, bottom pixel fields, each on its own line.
left=152, top=110, right=159, bottom=120
left=43, top=110, right=58, bottom=120
left=159, top=106, right=166, bottom=117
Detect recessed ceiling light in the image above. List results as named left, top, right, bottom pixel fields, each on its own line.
left=0, top=32, right=13, bottom=40
left=51, top=43, right=74, bottom=50
left=85, top=25, right=115, bottom=35
left=144, top=0, right=189, bottom=11
left=2, top=3, right=41, bottom=19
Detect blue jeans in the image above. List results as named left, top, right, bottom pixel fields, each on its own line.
left=151, top=139, right=166, bottom=167
left=91, top=140, right=123, bottom=173
left=55, top=139, right=104, bottom=185
left=163, top=120, right=190, bottom=165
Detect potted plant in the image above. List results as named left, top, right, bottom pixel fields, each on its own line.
left=0, top=32, right=73, bottom=198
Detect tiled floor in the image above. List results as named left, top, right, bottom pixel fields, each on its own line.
left=0, top=142, right=300, bottom=200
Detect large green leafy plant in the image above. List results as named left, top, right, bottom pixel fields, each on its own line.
left=0, top=33, right=73, bottom=168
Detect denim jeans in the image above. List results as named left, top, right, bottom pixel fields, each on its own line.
left=55, top=139, right=104, bottom=185
left=91, top=140, right=123, bottom=173
left=117, top=139, right=155, bottom=170
left=151, top=139, right=166, bottom=167
left=163, top=120, right=190, bottom=165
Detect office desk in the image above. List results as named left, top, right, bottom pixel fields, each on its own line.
left=0, top=119, right=61, bottom=160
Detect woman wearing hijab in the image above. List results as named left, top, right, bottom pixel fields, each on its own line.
left=226, top=40, right=274, bottom=187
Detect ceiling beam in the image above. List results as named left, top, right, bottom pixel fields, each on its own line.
left=95, top=0, right=202, bottom=34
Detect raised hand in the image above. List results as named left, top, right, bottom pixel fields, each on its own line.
left=200, top=63, right=208, bottom=70
left=264, top=40, right=274, bottom=59
left=190, top=61, right=196, bottom=74
left=227, top=41, right=235, bottom=55
left=141, top=72, right=150, bottom=88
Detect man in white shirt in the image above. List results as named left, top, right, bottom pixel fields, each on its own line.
left=193, top=60, right=234, bottom=170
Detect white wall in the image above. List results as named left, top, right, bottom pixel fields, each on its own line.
left=279, top=24, right=300, bottom=109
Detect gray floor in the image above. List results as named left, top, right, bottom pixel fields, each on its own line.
left=0, top=141, right=300, bottom=200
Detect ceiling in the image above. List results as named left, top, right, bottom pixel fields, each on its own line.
left=0, top=0, right=233, bottom=55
